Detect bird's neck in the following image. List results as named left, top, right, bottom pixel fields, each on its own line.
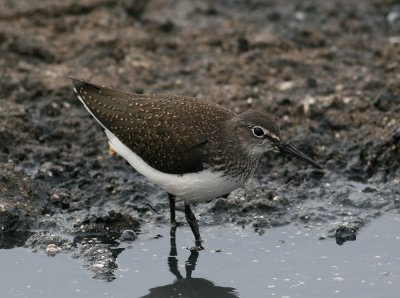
left=205, top=133, right=262, bottom=182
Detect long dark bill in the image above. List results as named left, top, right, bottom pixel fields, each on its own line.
left=277, top=142, right=322, bottom=169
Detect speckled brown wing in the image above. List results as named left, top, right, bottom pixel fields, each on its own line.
left=72, top=79, right=235, bottom=174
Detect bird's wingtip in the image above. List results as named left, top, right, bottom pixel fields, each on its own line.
left=68, top=77, right=101, bottom=91
left=68, top=77, right=84, bottom=91
left=68, top=76, right=81, bottom=84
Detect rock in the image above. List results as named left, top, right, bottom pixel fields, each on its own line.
left=73, top=210, right=140, bottom=238
left=46, top=243, right=62, bottom=256
left=120, top=229, right=138, bottom=241
left=25, top=232, right=74, bottom=252
left=387, top=10, right=400, bottom=23
left=334, top=218, right=364, bottom=245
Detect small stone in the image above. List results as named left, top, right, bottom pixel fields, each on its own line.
left=46, top=244, right=60, bottom=256
left=120, top=230, right=137, bottom=241
left=278, top=81, right=295, bottom=91
left=294, top=11, right=305, bottom=21
left=335, top=218, right=364, bottom=245
left=387, top=11, right=400, bottom=23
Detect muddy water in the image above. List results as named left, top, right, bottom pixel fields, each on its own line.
left=1, top=213, right=399, bottom=298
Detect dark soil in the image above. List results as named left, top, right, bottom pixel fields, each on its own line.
left=0, top=0, right=399, bottom=280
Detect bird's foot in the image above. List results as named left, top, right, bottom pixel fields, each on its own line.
left=187, top=245, right=204, bottom=252
left=186, top=240, right=204, bottom=251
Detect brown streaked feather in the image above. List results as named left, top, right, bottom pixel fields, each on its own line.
left=72, top=79, right=235, bottom=174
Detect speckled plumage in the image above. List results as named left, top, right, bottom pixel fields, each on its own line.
left=72, top=79, right=240, bottom=175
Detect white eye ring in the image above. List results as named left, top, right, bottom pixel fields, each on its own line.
left=252, top=126, right=264, bottom=138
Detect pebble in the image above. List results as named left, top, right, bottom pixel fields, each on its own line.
left=387, top=11, right=400, bottom=23
left=46, top=244, right=61, bottom=256
left=120, top=230, right=137, bottom=241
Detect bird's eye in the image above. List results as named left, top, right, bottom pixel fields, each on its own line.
left=252, top=126, right=264, bottom=138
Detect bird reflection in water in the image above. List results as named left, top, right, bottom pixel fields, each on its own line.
left=140, top=226, right=239, bottom=298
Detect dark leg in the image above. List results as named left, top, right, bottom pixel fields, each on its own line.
left=168, top=193, right=179, bottom=226
left=169, top=193, right=183, bottom=226
left=184, top=203, right=204, bottom=251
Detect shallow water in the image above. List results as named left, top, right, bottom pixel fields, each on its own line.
left=1, top=214, right=399, bottom=298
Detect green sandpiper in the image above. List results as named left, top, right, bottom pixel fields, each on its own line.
left=71, top=79, right=322, bottom=250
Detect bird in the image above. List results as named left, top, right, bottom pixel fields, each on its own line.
left=71, top=78, right=322, bottom=250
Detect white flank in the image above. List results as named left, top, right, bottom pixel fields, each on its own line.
left=105, top=130, right=244, bottom=202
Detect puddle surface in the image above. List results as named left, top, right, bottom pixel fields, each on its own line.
left=1, top=214, right=399, bottom=298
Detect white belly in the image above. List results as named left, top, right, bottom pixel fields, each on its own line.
left=105, top=130, right=244, bottom=202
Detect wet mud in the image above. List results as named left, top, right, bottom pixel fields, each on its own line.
left=0, top=0, right=399, bottom=279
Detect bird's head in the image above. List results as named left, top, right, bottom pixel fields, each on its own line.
left=232, top=110, right=322, bottom=169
